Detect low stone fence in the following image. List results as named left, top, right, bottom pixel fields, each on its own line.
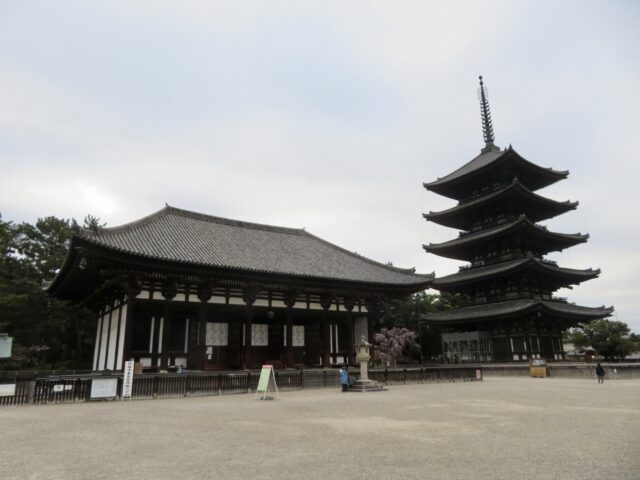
left=482, top=362, right=640, bottom=379
left=0, top=366, right=481, bottom=407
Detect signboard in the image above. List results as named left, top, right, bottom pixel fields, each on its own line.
left=0, top=384, right=16, bottom=397
left=475, top=369, right=482, bottom=381
left=255, top=365, right=278, bottom=400
left=53, top=384, right=64, bottom=393
left=122, top=360, right=134, bottom=400
left=0, top=335, right=13, bottom=359
left=90, top=378, right=118, bottom=399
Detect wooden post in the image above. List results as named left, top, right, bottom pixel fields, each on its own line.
left=161, top=301, right=172, bottom=370
left=320, top=294, right=334, bottom=368
left=160, top=278, right=177, bottom=370
left=197, top=282, right=213, bottom=371
left=242, top=286, right=258, bottom=370
left=343, top=296, right=355, bottom=366
left=284, top=290, right=297, bottom=368
left=121, top=277, right=141, bottom=368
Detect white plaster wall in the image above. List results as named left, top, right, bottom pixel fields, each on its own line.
left=105, top=308, right=119, bottom=370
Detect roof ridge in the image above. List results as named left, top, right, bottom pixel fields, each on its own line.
left=83, top=205, right=308, bottom=237
left=164, top=205, right=306, bottom=235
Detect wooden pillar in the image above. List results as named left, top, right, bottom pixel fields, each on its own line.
left=196, top=282, right=213, bottom=370
left=320, top=294, right=334, bottom=368
left=161, top=279, right=177, bottom=370
left=284, top=290, right=297, bottom=368
left=343, top=296, right=355, bottom=365
left=242, top=286, right=258, bottom=370
left=161, top=302, right=172, bottom=369
left=121, top=277, right=141, bottom=367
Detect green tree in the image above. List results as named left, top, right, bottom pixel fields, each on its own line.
left=566, top=319, right=635, bottom=360
left=0, top=212, right=96, bottom=370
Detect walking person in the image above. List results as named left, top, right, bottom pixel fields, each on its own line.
left=595, top=362, right=605, bottom=384
left=339, top=365, right=349, bottom=392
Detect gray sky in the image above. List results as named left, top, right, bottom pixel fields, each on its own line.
left=1, top=1, right=638, bottom=332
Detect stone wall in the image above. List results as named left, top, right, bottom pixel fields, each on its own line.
left=482, top=363, right=640, bottom=379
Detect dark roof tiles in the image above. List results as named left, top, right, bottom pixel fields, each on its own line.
left=425, top=299, right=613, bottom=323
left=80, top=206, right=433, bottom=286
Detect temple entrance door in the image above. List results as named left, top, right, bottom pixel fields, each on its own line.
left=205, top=346, right=227, bottom=370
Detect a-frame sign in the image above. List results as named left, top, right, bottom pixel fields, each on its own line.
left=255, top=364, right=279, bottom=400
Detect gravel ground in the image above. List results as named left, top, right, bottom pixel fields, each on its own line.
left=1, top=377, right=639, bottom=480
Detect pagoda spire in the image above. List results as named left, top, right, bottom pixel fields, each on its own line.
left=478, top=75, right=495, bottom=149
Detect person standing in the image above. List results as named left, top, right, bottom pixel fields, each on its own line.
left=595, top=362, right=605, bottom=384
left=339, top=365, right=349, bottom=392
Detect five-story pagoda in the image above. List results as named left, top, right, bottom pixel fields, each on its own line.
left=422, top=77, right=613, bottom=363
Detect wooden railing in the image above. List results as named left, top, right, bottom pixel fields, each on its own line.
left=0, top=366, right=481, bottom=407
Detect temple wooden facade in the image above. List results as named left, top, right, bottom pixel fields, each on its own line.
left=422, top=77, right=613, bottom=363
left=49, top=206, right=433, bottom=371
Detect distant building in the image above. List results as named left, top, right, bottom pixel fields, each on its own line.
left=49, top=206, right=432, bottom=371
left=422, top=77, right=613, bottom=363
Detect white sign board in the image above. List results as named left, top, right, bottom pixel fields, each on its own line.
left=0, top=384, right=16, bottom=397
left=90, top=378, right=118, bottom=399
left=122, top=360, right=134, bottom=400
left=53, top=384, right=64, bottom=393
left=0, top=336, right=13, bottom=358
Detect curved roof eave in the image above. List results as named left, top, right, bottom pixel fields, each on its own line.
left=423, top=299, right=614, bottom=324
left=424, top=146, right=569, bottom=190
left=424, top=215, right=589, bottom=253
left=425, top=178, right=578, bottom=224
left=75, top=239, right=435, bottom=290
left=432, top=257, right=600, bottom=287
left=60, top=206, right=435, bottom=289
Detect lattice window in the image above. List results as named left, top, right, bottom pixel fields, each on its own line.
left=292, top=325, right=305, bottom=346
left=252, top=324, right=268, bottom=346
left=206, top=322, right=228, bottom=346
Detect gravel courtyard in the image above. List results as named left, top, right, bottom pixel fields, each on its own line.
left=1, top=376, right=638, bottom=480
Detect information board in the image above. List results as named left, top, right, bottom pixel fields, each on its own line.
left=255, top=365, right=278, bottom=400
left=122, top=360, right=134, bottom=400
left=0, top=384, right=16, bottom=397
left=0, top=336, right=13, bottom=359
left=90, top=378, right=118, bottom=399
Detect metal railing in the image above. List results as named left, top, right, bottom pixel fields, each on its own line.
left=0, top=366, right=481, bottom=407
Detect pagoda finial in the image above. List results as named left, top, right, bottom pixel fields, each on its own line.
left=478, top=75, right=495, bottom=148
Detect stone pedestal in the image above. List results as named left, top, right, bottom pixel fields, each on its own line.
left=349, top=335, right=385, bottom=392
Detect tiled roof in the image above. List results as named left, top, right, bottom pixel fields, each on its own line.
left=79, top=206, right=434, bottom=287
left=433, top=256, right=600, bottom=287
left=424, top=299, right=613, bottom=324
left=424, top=178, right=578, bottom=229
left=424, top=215, right=588, bottom=256
left=424, top=145, right=568, bottom=190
